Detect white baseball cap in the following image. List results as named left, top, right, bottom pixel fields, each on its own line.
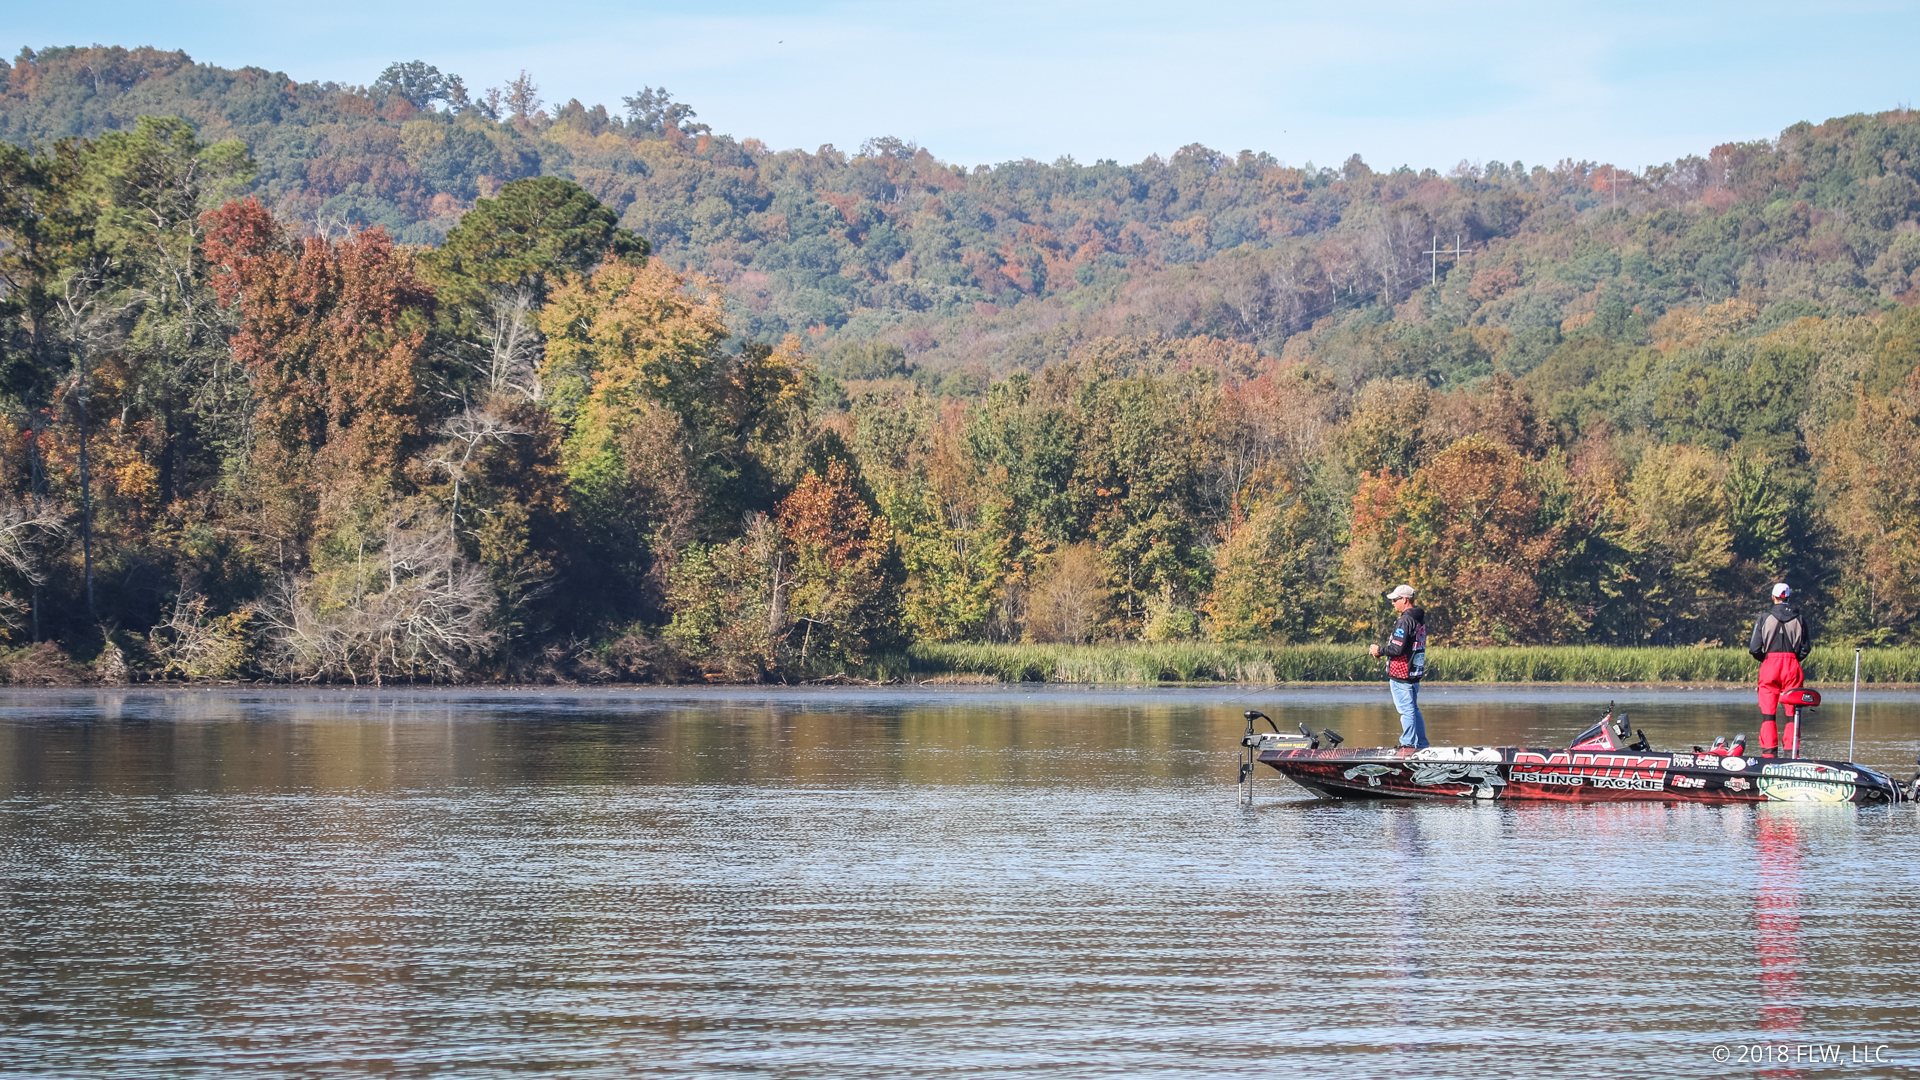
left=1772, top=583, right=1791, bottom=599
left=1386, top=584, right=1417, bottom=601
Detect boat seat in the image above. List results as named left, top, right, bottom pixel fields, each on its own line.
left=1779, top=689, right=1821, bottom=709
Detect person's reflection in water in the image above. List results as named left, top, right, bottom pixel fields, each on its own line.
left=1755, top=812, right=1804, bottom=1079
left=1383, top=808, right=1429, bottom=1048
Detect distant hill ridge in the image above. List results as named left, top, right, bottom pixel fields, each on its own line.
left=6, top=43, right=1920, bottom=383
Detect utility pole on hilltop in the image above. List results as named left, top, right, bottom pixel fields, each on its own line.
left=1607, top=167, right=1630, bottom=210
left=1425, top=234, right=1467, bottom=286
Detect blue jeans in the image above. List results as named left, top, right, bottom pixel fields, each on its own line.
left=1390, top=679, right=1429, bottom=748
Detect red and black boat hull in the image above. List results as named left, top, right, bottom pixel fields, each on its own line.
left=1256, top=745, right=1904, bottom=804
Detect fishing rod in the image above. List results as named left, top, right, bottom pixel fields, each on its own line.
left=1849, top=647, right=1860, bottom=763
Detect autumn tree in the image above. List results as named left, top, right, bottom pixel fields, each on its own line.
left=854, top=390, right=1017, bottom=642
left=1064, top=342, right=1220, bottom=636
left=1621, top=443, right=1737, bottom=645
left=77, top=116, right=253, bottom=507
left=661, top=517, right=783, bottom=680
left=539, top=253, right=810, bottom=622
left=1205, top=486, right=1321, bottom=642
left=0, top=120, right=252, bottom=641
left=202, top=196, right=436, bottom=549
left=1343, top=378, right=1433, bottom=476
left=1348, top=436, right=1564, bottom=644
left=0, top=138, right=88, bottom=634
left=666, top=460, right=898, bottom=677
left=1812, top=369, right=1920, bottom=641
left=776, top=459, right=899, bottom=667
left=1025, top=542, right=1108, bottom=643
left=1206, top=359, right=1339, bottom=530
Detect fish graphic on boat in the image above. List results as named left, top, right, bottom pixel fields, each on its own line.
left=1407, top=761, right=1508, bottom=797
left=1342, top=764, right=1402, bottom=787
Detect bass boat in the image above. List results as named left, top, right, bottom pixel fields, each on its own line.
left=1237, top=691, right=1912, bottom=805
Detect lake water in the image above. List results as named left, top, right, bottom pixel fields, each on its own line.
left=2, top=684, right=1918, bottom=1078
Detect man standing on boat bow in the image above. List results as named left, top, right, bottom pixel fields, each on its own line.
left=1748, top=582, right=1811, bottom=758
left=1369, top=584, right=1430, bottom=749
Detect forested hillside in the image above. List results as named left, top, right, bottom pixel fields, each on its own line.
left=5, top=43, right=1920, bottom=682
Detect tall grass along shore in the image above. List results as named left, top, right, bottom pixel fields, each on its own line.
left=870, top=644, right=1920, bottom=686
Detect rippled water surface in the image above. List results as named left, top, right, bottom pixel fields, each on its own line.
left=3, top=685, right=1919, bottom=1078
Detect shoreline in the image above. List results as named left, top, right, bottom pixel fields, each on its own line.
left=1, top=678, right=1913, bottom=692
left=7, top=643, right=1915, bottom=692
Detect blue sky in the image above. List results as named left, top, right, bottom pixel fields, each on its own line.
left=11, top=1, right=1920, bottom=172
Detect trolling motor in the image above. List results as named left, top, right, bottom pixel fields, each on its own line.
left=1238, top=708, right=1344, bottom=803
left=1239, top=711, right=1318, bottom=749
left=1240, top=710, right=1281, bottom=787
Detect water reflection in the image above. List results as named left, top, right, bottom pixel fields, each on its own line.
left=0, top=686, right=1916, bottom=1078
left=1382, top=808, right=1429, bottom=1049
left=1757, top=813, right=1805, bottom=1078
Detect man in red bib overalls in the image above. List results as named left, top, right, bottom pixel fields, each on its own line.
left=1747, top=583, right=1811, bottom=757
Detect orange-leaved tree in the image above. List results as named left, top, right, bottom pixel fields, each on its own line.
left=776, top=458, right=899, bottom=668
left=201, top=197, right=435, bottom=552
left=1347, top=435, right=1565, bottom=644
left=665, top=458, right=898, bottom=678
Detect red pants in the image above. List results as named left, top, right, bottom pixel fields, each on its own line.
left=1757, top=652, right=1804, bottom=753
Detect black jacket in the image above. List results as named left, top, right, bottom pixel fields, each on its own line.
left=1382, top=606, right=1427, bottom=683
left=1748, top=602, right=1809, bottom=661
